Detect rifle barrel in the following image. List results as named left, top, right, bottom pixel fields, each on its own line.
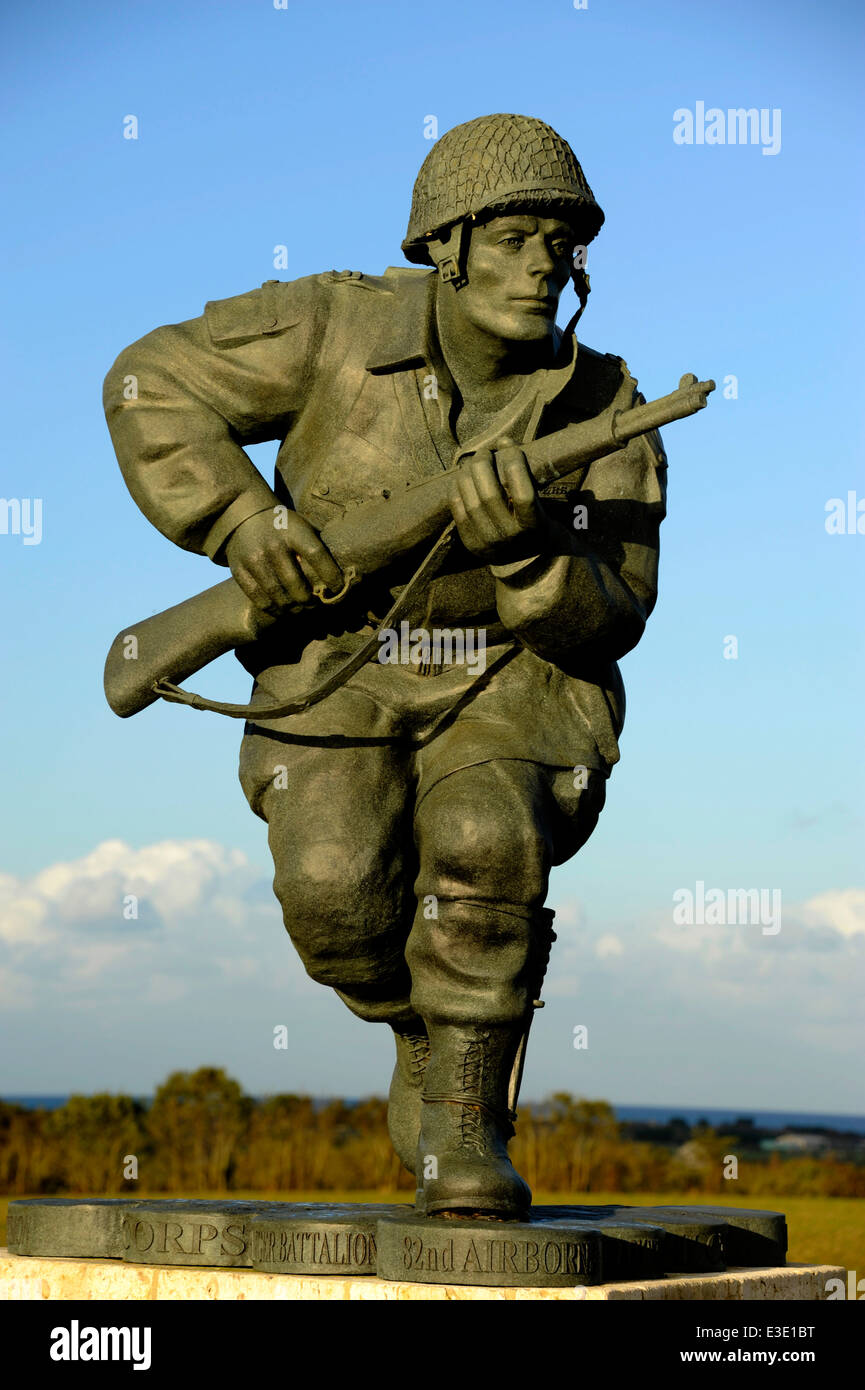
left=613, top=374, right=715, bottom=445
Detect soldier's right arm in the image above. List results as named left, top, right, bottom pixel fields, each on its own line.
left=103, top=276, right=322, bottom=567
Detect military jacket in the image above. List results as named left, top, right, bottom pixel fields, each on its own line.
left=104, top=267, right=667, bottom=770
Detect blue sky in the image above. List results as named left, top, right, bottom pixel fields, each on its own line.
left=1, top=0, right=863, bottom=1111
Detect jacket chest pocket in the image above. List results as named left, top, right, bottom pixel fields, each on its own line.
left=306, top=426, right=405, bottom=512
left=294, top=370, right=404, bottom=509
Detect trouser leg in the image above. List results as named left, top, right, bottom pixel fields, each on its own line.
left=406, top=758, right=606, bottom=1215
left=407, top=758, right=603, bottom=1024
left=241, top=734, right=419, bottom=1027
left=239, top=731, right=432, bottom=1172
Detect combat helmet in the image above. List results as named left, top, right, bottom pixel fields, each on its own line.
left=402, top=113, right=604, bottom=267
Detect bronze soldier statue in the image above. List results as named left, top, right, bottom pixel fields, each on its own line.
left=104, top=114, right=683, bottom=1219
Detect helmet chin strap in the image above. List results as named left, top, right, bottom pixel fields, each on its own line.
left=429, top=217, right=473, bottom=289
left=560, top=265, right=591, bottom=339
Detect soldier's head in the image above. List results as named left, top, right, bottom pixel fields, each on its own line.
left=402, top=114, right=604, bottom=344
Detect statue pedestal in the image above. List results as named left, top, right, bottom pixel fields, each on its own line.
left=5, top=1197, right=840, bottom=1300
left=5, top=1197, right=792, bottom=1285
left=0, top=1249, right=842, bottom=1300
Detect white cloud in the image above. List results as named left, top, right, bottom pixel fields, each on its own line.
left=0, top=891, right=51, bottom=946
left=0, top=839, right=258, bottom=950
left=800, top=889, right=865, bottom=939
left=0, top=836, right=294, bottom=1026
left=3, top=842, right=863, bottom=1109
left=63, top=941, right=134, bottom=981
left=549, top=895, right=582, bottom=931
left=595, top=933, right=624, bottom=959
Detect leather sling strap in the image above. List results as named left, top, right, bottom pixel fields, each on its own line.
left=153, top=522, right=460, bottom=720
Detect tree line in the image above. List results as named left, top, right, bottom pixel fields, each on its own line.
left=2, top=1068, right=862, bottom=1197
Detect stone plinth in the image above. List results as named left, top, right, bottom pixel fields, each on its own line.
left=0, top=1250, right=843, bottom=1301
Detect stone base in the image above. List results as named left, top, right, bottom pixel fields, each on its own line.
left=0, top=1250, right=843, bottom=1301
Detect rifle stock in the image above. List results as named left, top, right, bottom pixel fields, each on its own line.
left=104, top=373, right=714, bottom=717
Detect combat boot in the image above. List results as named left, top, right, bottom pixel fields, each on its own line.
left=415, top=1022, right=531, bottom=1219
left=388, top=1025, right=431, bottom=1175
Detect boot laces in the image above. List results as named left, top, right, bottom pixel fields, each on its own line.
left=405, top=1032, right=431, bottom=1079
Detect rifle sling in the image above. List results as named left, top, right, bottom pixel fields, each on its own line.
left=153, top=522, right=460, bottom=719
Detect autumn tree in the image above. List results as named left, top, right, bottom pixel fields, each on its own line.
left=146, top=1068, right=251, bottom=1191
left=43, top=1094, right=145, bottom=1194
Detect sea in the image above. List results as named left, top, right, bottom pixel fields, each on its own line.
left=4, top=1096, right=865, bottom=1135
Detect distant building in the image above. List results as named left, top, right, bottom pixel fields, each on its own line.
left=761, top=1132, right=830, bottom=1156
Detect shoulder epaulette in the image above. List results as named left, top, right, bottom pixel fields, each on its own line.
left=383, top=266, right=433, bottom=280
left=320, top=269, right=362, bottom=282
left=318, top=268, right=392, bottom=293
left=204, top=279, right=305, bottom=345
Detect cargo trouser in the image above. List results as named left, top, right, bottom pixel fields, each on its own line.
left=239, top=647, right=608, bottom=1028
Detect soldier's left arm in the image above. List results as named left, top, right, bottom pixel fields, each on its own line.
left=491, top=381, right=668, bottom=667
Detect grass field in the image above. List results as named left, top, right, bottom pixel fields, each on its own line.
left=2, top=1191, right=862, bottom=1274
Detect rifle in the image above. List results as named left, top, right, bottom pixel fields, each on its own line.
left=104, top=373, right=714, bottom=719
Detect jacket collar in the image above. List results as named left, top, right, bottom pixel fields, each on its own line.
left=365, top=271, right=436, bottom=374
left=364, top=267, right=577, bottom=401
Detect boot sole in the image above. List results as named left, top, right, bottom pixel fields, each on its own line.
left=424, top=1198, right=529, bottom=1221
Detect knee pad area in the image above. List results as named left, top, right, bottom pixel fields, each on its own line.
left=415, top=803, right=549, bottom=904
left=272, top=873, right=410, bottom=993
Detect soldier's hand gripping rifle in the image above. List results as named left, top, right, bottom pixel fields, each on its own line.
left=104, top=374, right=714, bottom=719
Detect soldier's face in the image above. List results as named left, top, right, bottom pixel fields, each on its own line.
left=460, top=214, right=576, bottom=342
